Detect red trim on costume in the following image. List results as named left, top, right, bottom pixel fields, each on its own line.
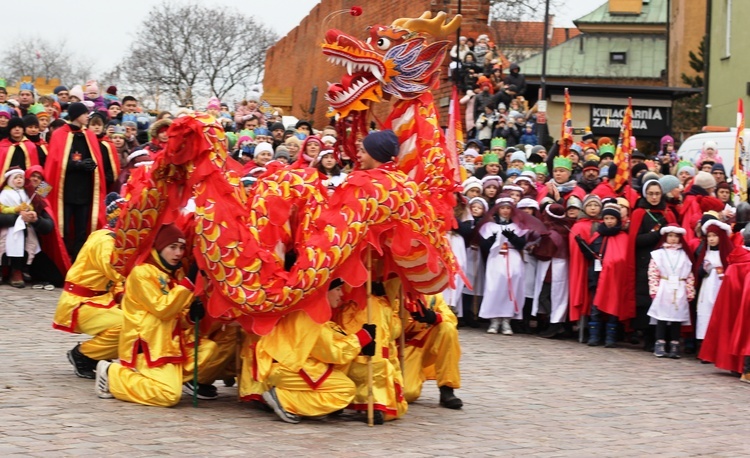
left=434, top=313, right=443, bottom=325
left=240, top=394, right=263, bottom=402
left=63, top=281, right=106, bottom=297
left=179, top=277, right=194, bottom=291
left=355, top=329, right=373, bottom=347
left=119, top=338, right=186, bottom=369
left=299, top=365, right=334, bottom=390
left=395, top=381, right=404, bottom=402
left=382, top=347, right=389, bottom=359
left=347, top=403, right=397, bottom=416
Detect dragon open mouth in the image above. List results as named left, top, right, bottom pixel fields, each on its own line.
left=322, top=29, right=387, bottom=116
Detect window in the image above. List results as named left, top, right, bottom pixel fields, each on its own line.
left=610, top=52, right=627, bottom=64
left=724, top=0, right=732, bottom=58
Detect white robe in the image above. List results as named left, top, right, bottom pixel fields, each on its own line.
left=532, top=258, right=569, bottom=323
left=442, top=232, right=467, bottom=316
left=696, top=250, right=723, bottom=340
left=478, top=221, right=527, bottom=319
left=647, top=248, right=692, bottom=324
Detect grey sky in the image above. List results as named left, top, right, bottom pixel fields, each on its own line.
left=2, top=0, right=604, bottom=76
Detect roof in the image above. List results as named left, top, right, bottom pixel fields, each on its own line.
left=490, top=21, right=580, bottom=48
left=575, top=0, right=667, bottom=25
left=518, top=34, right=666, bottom=78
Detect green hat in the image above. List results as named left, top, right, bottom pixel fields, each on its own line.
left=553, top=156, right=572, bottom=171
left=240, top=129, right=255, bottom=140
left=0, top=78, right=5, bottom=88
left=599, top=144, right=616, bottom=156
left=226, top=132, right=238, bottom=149
left=676, top=160, right=692, bottom=170
left=483, top=153, right=500, bottom=165
left=534, top=163, right=548, bottom=176
left=490, top=137, right=506, bottom=149
left=522, top=164, right=535, bottom=173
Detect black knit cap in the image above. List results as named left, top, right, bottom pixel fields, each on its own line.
left=22, top=114, right=39, bottom=128
left=67, top=102, right=88, bottom=121
left=8, top=117, right=25, bottom=131
left=363, top=130, right=399, bottom=164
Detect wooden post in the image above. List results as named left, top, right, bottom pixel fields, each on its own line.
left=366, top=248, right=374, bottom=427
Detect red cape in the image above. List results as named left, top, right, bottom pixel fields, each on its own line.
left=100, top=138, right=122, bottom=192
left=594, top=231, right=634, bottom=319
left=591, top=180, right=639, bottom=208
left=679, top=194, right=702, bottom=244
left=699, top=246, right=750, bottom=372
left=568, top=218, right=596, bottom=320
left=44, top=124, right=107, bottom=237
left=0, top=138, right=39, bottom=175
left=24, top=165, right=71, bottom=275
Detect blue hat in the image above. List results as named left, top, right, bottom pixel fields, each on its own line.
left=19, top=82, right=34, bottom=93
left=254, top=127, right=271, bottom=137
left=363, top=130, right=399, bottom=164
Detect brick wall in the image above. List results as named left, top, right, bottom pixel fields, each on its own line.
left=263, top=0, right=491, bottom=129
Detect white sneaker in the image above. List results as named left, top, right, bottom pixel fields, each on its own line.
left=487, top=318, right=501, bottom=334
left=95, top=360, right=114, bottom=399
left=501, top=318, right=513, bottom=335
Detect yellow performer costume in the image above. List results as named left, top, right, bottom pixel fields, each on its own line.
left=333, top=289, right=408, bottom=423
left=53, top=229, right=125, bottom=379
left=241, top=281, right=376, bottom=424
left=402, top=294, right=463, bottom=409
left=199, top=321, right=239, bottom=386
left=93, top=224, right=217, bottom=407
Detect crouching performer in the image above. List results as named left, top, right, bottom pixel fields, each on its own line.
left=243, top=279, right=377, bottom=423
left=94, top=223, right=217, bottom=406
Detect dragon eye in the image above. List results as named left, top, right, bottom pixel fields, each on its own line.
left=376, top=37, right=391, bottom=50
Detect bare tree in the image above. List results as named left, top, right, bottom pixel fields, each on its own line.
left=0, top=37, right=94, bottom=85
left=489, top=0, right=560, bottom=21
left=120, top=2, right=277, bottom=108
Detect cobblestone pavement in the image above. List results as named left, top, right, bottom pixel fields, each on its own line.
left=1, top=284, right=749, bottom=457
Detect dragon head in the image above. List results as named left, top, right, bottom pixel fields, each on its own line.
left=322, top=11, right=461, bottom=117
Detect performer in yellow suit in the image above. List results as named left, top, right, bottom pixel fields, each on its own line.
left=53, top=196, right=126, bottom=379
left=93, top=223, right=217, bottom=407
left=333, top=282, right=408, bottom=424
left=402, top=294, right=463, bottom=409
left=240, top=279, right=377, bottom=424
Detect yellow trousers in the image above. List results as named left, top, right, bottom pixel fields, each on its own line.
left=347, top=355, right=408, bottom=420
left=403, top=321, right=461, bottom=403
left=238, top=333, right=265, bottom=401
left=76, top=305, right=122, bottom=361
left=267, top=364, right=355, bottom=417
left=200, top=323, right=239, bottom=384
left=108, top=337, right=217, bottom=407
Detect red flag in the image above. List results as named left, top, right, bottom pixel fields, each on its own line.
left=611, top=98, right=633, bottom=192
left=734, top=98, right=746, bottom=203
left=559, top=88, right=573, bottom=157
left=445, top=85, right=462, bottom=184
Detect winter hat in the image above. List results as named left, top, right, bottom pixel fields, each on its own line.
left=506, top=168, right=522, bottom=177
left=53, top=85, right=68, bottom=95
left=481, top=175, right=502, bottom=189
left=468, top=196, right=489, bottom=212
left=8, top=117, right=25, bottom=131
left=517, top=198, right=539, bottom=210
left=207, top=97, right=221, bottom=110
left=514, top=175, right=534, bottom=186
left=566, top=195, right=583, bottom=210
left=462, top=177, right=482, bottom=195
left=254, top=142, right=274, bottom=156
left=640, top=171, right=660, bottom=186
left=4, top=167, right=24, bottom=182
left=149, top=118, right=172, bottom=138
left=582, top=160, right=599, bottom=172
left=677, top=163, right=696, bottom=177
left=545, top=203, right=566, bottom=219
left=362, top=130, right=399, bottom=164
left=660, top=135, right=674, bottom=149
left=641, top=179, right=662, bottom=197
left=154, top=223, right=186, bottom=253
left=711, top=163, right=726, bottom=175
left=659, top=224, right=686, bottom=236
left=106, top=86, right=117, bottom=96
left=111, top=125, right=126, bottom=137
left=583, top=194, right=602, bottom=209
left=597, top=137, right=613, bottom=147
left=105, top=192, right=125, bottom=227
left=321, top=135, right=337, bottom=145
left=703, top=140, right=718, bottom=151
left=693, top=171, right=717, bottom=190
left=503, top=184, right=524, bottom=194
left=531, top=145, right=546, bottom=156
left=85, top=80, right=99, bottom=96
left=700, top=196, right=725, bottom=214
left=67, top=102, right=88, bottom=121
left=22, top=114, right=39, bottom=128
left=28, top=103, right=49, bottom=118
left=269, top=122, right=285, bottom=132
left=658, top=175, right=680, bottom=194
left=631, top=162, right=648, bottom=178
left=274, top=146, right=290, bottom=161
left=601, top=203, right=622, bottom=221
left=702, top=219, right=732, bottom=237
left=482, top=153, right=499, bottom=165
left=509, top=151, right=526, bottom=164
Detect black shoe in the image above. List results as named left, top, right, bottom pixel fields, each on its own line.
left=539, top=322, right=564, bottom=339
left=67, top=344, right=96, bottom=379
left=373, top=410, right=384, bottom=425
left=183, top=381, right=218, bottom=400
left=223, top=377, right=236, bottom=387
left=439, top=385, right=463, bottom=409
left=668, top=341, right=681, bottom=359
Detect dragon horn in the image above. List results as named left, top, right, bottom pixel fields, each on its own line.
left=391, top=11, right=462, bottom=38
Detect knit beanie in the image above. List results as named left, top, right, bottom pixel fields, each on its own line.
left=509, top=151, right=527, bottom=163
left=468, top=196, right=489, bottom=212
left=711, top=163, right=726, bottom=175
left=462, top=177, right=482, bottom=195
left=8, top=117, right=25, bottom=131
left=677, top=164, right=696, bottom=177
left=362, top=130, right=399, bottom=164
left=274, top=146, right=290, bottom=161
left=105, top=192, right=125, bottom=227
left=601, top=203, right=622, bottom=221
left=106, top=86, right=118, bottom=96
left=53, top=85, right=69, bottom=95
left=22, top=114, right=39, bottom=128
left=630, top=162, right=648, bottom=178
left=583, top=194, right=602, bottom=209
left=67, top=102, right=88, bottom=121
left=700, top=196, right=725, bottom=214
left=658, top=175, right=680, bottom=194
left=693, top=171, right=717, bottom=190
left=154, top=223, right=186, bottom=252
